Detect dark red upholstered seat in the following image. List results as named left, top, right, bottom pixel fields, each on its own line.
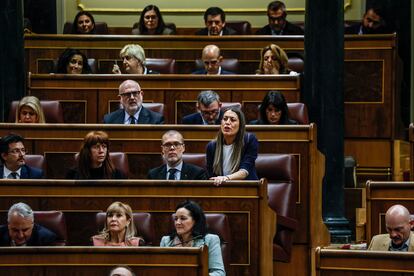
left=287, top=103, right=309, bottom=124
left=226, top=21, right=252, bottom=35
left=34, top=211, right=68, bottom=246
left=146, top=58, right=177, bottom=74
left=24, top=155, right=45, bottom=171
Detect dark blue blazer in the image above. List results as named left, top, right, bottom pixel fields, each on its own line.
left=206, top=133, right=258, bottom=180
left=255, top=21, right=304, bottom=35
left=103, top=106, right=164, bottom=124
left=0, top=164, right=43, bottom=179
left=195, top=26, right=237, bottom=35
left=182, top=111, right=223, bottom=125
left=147, top=162, right=208, bottom=180
left=192, top=69, right=235, bottom=75
left=0, top=223, right=57, bottom=246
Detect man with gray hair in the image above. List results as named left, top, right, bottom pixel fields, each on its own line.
left=0, top=202, right=57, bottom=246
left=112, top=44, right=158, bottom=74
left=182, top=90, right=223, bottom=125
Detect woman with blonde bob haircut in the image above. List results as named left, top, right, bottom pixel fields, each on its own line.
left=92, top=201, right=143, bottom=246
left=256, top=43, right=295, bottom=75
left=66, top=131, right=125, bottom=179
left=15, top=96, right=45, bottom=123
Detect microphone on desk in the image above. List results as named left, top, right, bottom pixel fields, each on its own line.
left=171, top=235, right=203, bottom=247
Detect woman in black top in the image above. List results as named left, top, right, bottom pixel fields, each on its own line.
left=66, top=131, right=125, bottom=179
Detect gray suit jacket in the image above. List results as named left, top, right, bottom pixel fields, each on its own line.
left=160, top=233, right=225, bottom=276
left=103, top=107, right=164, bottom=124
left=368, top=232, right=414, bottom=251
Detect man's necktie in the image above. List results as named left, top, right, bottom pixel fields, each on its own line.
left=168, top=168, right=177, bottom=180
left=130, top=116, right=136, bottom=124
left=8, top=172, right=17, bottom=179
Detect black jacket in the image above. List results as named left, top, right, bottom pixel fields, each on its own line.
left=148, top=162, right=208, bottom=180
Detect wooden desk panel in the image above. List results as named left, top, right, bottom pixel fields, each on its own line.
left=0, top=180, right=274, bottom=276
left=0, top=123, right=328, bottom=276
left=28, top=74, right=300, bottom=124
left=315, top=248, right=414, bottom=275
left=0, top=247, right=209, bottom=276
left=410, top=123, right=414, bottom=180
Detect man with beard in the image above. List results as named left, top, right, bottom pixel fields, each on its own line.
left=0, top=134, right=43, bottom=179
left=345, top=5, right=391, bottom=35
left=368, top=204, right=414, bottom=251
left=147, top=130, right=207, bottom=180
left=103, top=80, right=164, bottom=124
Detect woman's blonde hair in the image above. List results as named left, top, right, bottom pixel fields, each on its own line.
left=256, top=44, right=290, bottom=74
left=15, top=96, right=45, bottom=123
left=119, top=44, right=146, bottom=65
left=99, top=201, right=137, bottom=242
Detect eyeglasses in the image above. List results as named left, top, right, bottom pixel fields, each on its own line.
left=162, top=142, right=184, bottom=149
left=119, top=91, right=141, bottom=98
left=203, top=60, right=219, bottom=66
left=8, top=148, right=26, bottom=155
left=200, top=109, right=220, bottom=116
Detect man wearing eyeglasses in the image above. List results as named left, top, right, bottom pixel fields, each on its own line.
left=345, top=5, right=390, bottom=34
left=0, top=134, right=43, bottom=179
left=103, top=80, right=164, bottom=124
left=193, top=45, right=234, bottom=75
left=256, top=1, right=304, bottom=35
left=148, top=130, right=208, bottom=180
left=182, top=90, right=223, bottom=125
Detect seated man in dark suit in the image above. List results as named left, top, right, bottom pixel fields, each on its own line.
left=148, top=130, right=207, bottom=180
left=256, top=1, right=304, bottom=35
left=195, top=7, right=236, bottom=36
left=182, top=90, right=223, bottom=125
left=103, top=79, right=164, bottom=124
left=0, top=134, right=43, bottom=179
left=368, top=204, right=414, bottom=251
left=345, top=4, right=391, bottom=34
left=0, top=202, right=57, bottom=246
left=192, top=45, right=234, bottom=75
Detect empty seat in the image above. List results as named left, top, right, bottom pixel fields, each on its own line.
left=24, top=155, right=45, bottom=171
left=182, top=153, right=206, bottom=169
left=9, top=100, right=64, bottom=123
left=287, top=56, right=304, bottom=73
left=63, top=22, right=109, bottom=34
left=226, top=21, right=252, bottom=35
left=146, top=58, right=177, bottom=74
left=194, top=58, right=239, bottom=74
left=96, top=212, right=156, bottom=245
left=34, top=211, right=68, bottom=246
left=256, top=154, right=298, bottom=262
left=142, top=103, right=164, bottom=116
left=287, top=103, right=309, bottom=124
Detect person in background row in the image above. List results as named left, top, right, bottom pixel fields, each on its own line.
left=256, top=44, right=296, bottom=75
left=0, top=202, right=57, bottom=246
left=132, top=5, right=176, bottom=35
left=249, top=91, right=297, bottom=125
left=56, top=48, right=91, bottom=74
left=192, top=45, right=234, bottom=75
left=15, top=96, right=45, bottom=124
left=92, top=201, right=143, bottom=246
left=345, top=4, right=391, bottom=34
left=109, top=266, right=136, bottom=276
left=103, top=80, right=164, bottom=124
left=195, top=7, right=236, bottom=36
left=206, top=107, right=258, bottom=186
left=112, top=44, right=158, bottom=75
left=66, top=131, right=126, bottom=179
left=71, top=11, right=96, bottom=34
left=182, top=90, right=223, bottom=125
left=160, top=200, right=225, bottom=276
left=148, top=130, right=208, bottom=180
left=256, top=1, right=304, bottom=35
left=368, top=204, right=414, bottom=251
left=0, top=134, right=43, bottom=179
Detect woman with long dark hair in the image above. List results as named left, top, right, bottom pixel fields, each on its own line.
left=56, top=48, right=91, bottom=74
left=71, top=11, right=96, bottom=34
left=132, top=5, right=175, bottom=35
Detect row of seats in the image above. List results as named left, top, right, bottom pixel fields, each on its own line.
left=22, top=153, right=298, bottom=262
left=46, top=56, right=305, bottom=74
left=9, top=100, right=309, bottom=124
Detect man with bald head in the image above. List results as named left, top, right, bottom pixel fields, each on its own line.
left=368, top=204, right=414, bottom=251
left=193, top=45, right=235, bottom=75
left=109, top=266, right=135, bottom=276
left=103, top=80, right=164, bottom=124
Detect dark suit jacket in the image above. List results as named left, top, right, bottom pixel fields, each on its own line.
left=182, top=111, right=223, bottom=125
left=195, top=26, right=237, bottom=35
left=192, top=69, right=235, bottom=75
left=147, top=162, right=208, bottom=180
left=344, top=23, right=391, bottom=34
left=249, top=118, right=298, bottom=125
left=0, top=164, right=43, bottom=179
left=206, top=132, right=258, bottom=180
left=255, top=21, right=304, bottom=35
left=0, top=223, right=57, bottom=246
left=103, top=106, right=164, bottom=124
